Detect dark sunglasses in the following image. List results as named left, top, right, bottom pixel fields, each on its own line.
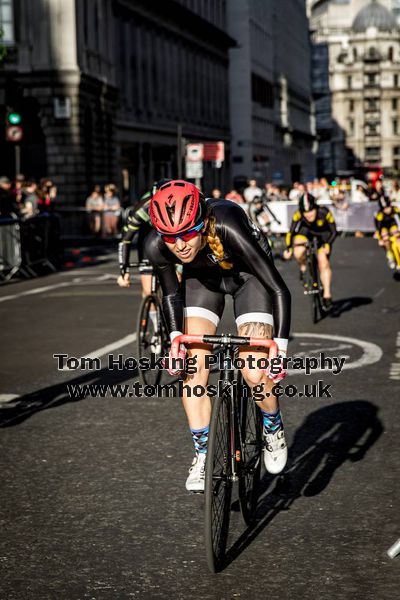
left=158, top=221, right=204, bottom=244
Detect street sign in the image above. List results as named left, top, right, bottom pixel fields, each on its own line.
left=203, top=141, right=225, bottom=162
left=185, top=160, right=203, bottom=179
left=6, top=125, right=23, bottom=142
left=186, top=143, right=204, bottom=161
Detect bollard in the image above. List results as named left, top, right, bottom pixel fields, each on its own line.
left=387, top=538, right=400, bottom=559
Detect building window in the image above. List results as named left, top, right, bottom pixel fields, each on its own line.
left=0, top=0, right=14, bottom=43
left=366, top=98, right=378, bottom=111
left=392, top=98, right=398, bottom=110
left=388, top=47, right=394, bottom=62
left=347, top=75, right=352, bottom=89
left=353, top=47, right=357, bottom=61
left=366, top=146, right=380, bottom=158
left=393, top=119, right=398, bottom=135
left=366, top=121, right=379, bottom=135
left=395, top=74, right=399, bottom=88
left=251, top=73, right=274, bottom=108
left=349, top=119, right=354, bottom=136
left=366, top=73, right=378, bottom=86
left=393, top=146, right=400, bottom=170
left=349, top=99, right=354, bottom=112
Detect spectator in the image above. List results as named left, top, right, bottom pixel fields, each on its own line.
left=289, top=182, right=301, bottom=202
left=390, top=180, right=400, bottom=203
left=353, top=184, right=369, bottom=203
left=86, top=185, right=104, bottom=235
left=0, top=176, right=18, bottom=217
left=211, top=188, right=222, bottom=199
left=332, top=189, right=349, bottom=212
left=21, top=181, right=39, bottom=218
left=103, top=183, right=121, bottom=236
left=13, top=174, right=25, bottom=207
left=38, top=178, right=57, bottom=213
left=369, top=179, right=387, bottom=204
left=243, top=178, right=262, bottom=203
left=226, top=188, right=244, bottom=204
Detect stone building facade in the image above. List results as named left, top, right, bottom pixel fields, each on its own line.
left=0, top=0, right=233, bottom=204
left=309, top=0, right=400, bottom=177
left=228, top=0, right=316, bottom=186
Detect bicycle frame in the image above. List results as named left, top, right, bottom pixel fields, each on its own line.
left=172, top=334, right=278, bottom=479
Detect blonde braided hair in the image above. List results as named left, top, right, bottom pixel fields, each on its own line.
left=204, top=214, right=233, bottom=270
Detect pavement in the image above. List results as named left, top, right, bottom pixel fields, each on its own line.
left=0, top=237, right=399, bottom=600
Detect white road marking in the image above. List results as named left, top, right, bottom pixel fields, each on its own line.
left=287, top=332, right=382, bottom=375
left=60, top=333, right=137, bottom=370
left=0, top=282, right=72, bottom=303
left=0, top=275, right=116, bottom=303
left=374, top=287, right=385, bottom=298
left=0, top=394, right=20, bottom=403
left=389, top=331, right=400, bottom=380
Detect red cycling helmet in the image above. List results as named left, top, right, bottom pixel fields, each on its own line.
left=150, top=180, right=206, bottom=234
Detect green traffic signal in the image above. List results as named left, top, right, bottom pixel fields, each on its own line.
left=7, top=112, right=22, bottom=125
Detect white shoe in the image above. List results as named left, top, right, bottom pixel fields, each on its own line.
left=263, top=428, right=288, bottom=474
left=185, top=453, right=206, bottom=492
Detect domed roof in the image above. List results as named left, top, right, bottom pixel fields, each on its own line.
left=352, top=0, right=398, bottom=33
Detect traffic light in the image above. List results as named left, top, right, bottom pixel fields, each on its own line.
left=7, top=110, right=22, bottom=125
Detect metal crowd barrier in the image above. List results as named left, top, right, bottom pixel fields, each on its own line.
left=0, top=214, right=61, bottom=281
left=241, top=200, right=400, bottom=234
left=0, top=216, right=22, bottom=281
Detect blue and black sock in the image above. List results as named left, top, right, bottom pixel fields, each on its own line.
left=261, top=408, right=283, bottom=435
left=190, top=425, right=209, bottom=454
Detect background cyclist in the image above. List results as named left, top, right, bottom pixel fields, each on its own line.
left=284, top=192, right=337, bottom=312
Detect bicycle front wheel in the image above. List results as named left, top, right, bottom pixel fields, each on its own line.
left=136, top=294, right=167, bottom=385
left=238, top=376, right=263, bottom=526
left=204, top=391, right=233, bottom=573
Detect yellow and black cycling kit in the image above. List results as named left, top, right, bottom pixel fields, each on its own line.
left=374, top=207, right=400, bottom=240
left=286, top=206, right=337, bottom=253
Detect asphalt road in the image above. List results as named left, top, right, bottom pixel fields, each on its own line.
left=1, top=237, right=399, bottom=600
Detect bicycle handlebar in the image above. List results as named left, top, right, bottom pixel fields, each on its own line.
left=129, top=260, right=151, bottom=268
left=171, top=334, right=278, bottom=358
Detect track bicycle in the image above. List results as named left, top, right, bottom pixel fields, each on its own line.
left=130, top=260, right=171, bottom=385
left=294, top=239, right=325, bottom=323
left=172, top=333, right=278, bottom=573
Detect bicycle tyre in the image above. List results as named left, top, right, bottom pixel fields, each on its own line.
left=309, top=252, right=323, bottom=323
left=136, top=294, right=168, bottom=386
left=204, top=391, right=233, bottom=573
left=238, top=373, right=263, bottom=526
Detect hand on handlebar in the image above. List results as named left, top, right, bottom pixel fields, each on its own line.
left=117, top=273, right=131, bottom=287
left=283, top=249, right=292, bottom=260
left=163, top=343, right=187, bottom=376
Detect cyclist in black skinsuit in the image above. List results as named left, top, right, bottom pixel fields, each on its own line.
left=146, top=180, right=291, bottom=492
left=117, top=179, right=172, bottom=289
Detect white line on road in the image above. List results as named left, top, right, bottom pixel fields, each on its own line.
left=287, top=332, right=382, bottom=374
left=374, top=287, right=385, bottom=298
left=60, top=333, right=137, bottom=370
left=0, top=394, right=20, bottom=405
left=0, top=275, right=114, bottom=304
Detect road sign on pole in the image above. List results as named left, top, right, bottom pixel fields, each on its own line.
left=185, top=160, right=203, bottom=179
left=6, top=126, right=23, bottom=142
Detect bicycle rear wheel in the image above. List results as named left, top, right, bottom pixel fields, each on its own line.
left=308, top=253, right=323, bottom=323
left=136, top=294, right=168, bottom=385
left=204, top=391, right=233, bottom=573
left=238, top=375, right=263, bottom=526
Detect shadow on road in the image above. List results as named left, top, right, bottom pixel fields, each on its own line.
left=224, top=400, right=383, bottom=570
left=330, top=296, right=372, bottom=318
left=0, top=367, right=137, bottom=428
